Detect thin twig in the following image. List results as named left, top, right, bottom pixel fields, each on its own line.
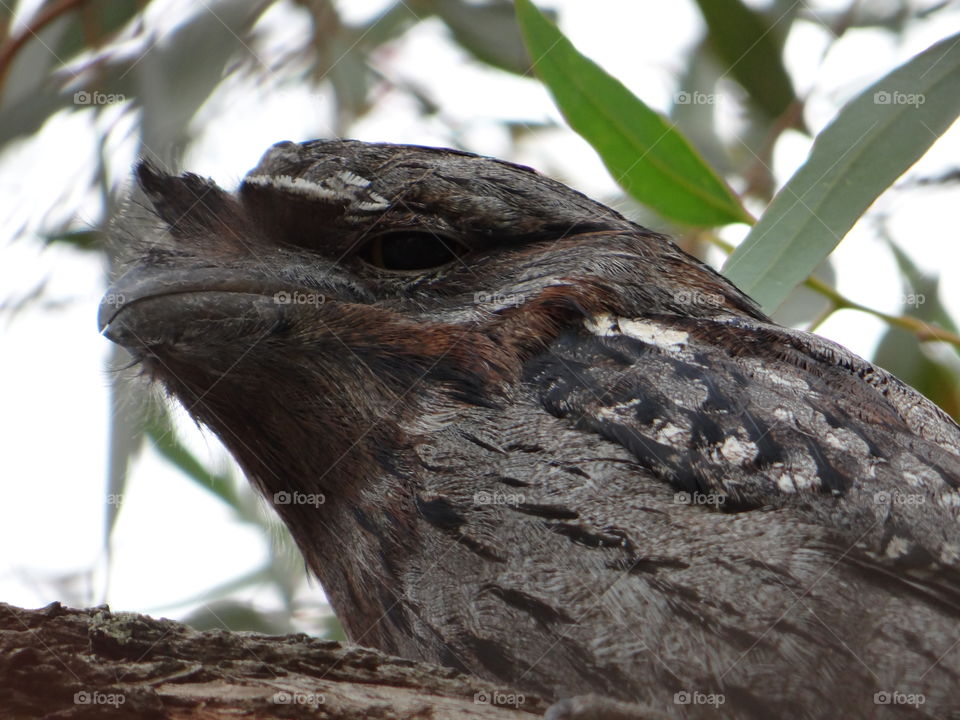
left=0, top=0, right=92, bottom=95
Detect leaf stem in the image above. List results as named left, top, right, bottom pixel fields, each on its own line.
left=703, top=232, right=960, bottom=347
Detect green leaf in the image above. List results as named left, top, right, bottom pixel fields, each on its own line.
left=724, top=31, right=960, bottom=312
left=693, top=0, right=797, bottom=121
left=515, top=0, right=752, bottom=227
left=433, top=0, right=541, bottom=76
left=56, top=0, right=145, bottom=59
left=885, top=240, right=958, bottom=335
left=145, top=414, right=244, bottom=516
left=181, top=599, right=294, bottom=634
left=875, top=326, right=960, bottom=420
left=874, top=242, right=960, bottom=420
left=45, top=230, right=102, bottom=251
left=104, top=347, right=147, bottom=547
left=770, top=258, right=835, bottom=328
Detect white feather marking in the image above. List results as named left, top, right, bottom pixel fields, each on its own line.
left=584, top=314, right=688, bottom=352
left=940, top=543, right=960, bottom=565
left=720, top=436, right=757, bottom=464
left=246, top=173, right=338, bottom=199
left=336, top=170, right=372, bottom=187
left=655, top=422, right=689, bottom=446
left=584, top=313, right=618, bottom=337
left=617, top=318, right=689, bottom=352
left=246, top=173, right=390, bottom=212
left=885, top=536, right=911, bottom=559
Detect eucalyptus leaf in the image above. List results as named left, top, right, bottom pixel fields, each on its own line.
left=182, top=599, right=294, bottom=634
left=875, top=326, right=960, bottom=420
left=135, top=0, right=270, bottom=153
left=433, top=0, right=538, bottom=75
left=55, top=0, right=144, bottom=60
left=671, top=39, right=730, bottom=179
left=46, top=230, right=103, bottom=251
left=515, top=0, right=752, bottom=227
left=0, top=9, right=75, bottom=145
left=104, top=347, right=147, bottom=549
left=145, top=414, right=245, bottom=517
left=874, top=241, right=960, bottom=419
left=724, top=31, right=960, bottom=312
left=693, top=0, right=797, bottom=121
left=1, top=9, right=73, bottom=108
left=770, top=258, right=835, bottom=329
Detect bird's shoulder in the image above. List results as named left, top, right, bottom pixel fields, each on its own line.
left=519, top=311, right=960, bottom=573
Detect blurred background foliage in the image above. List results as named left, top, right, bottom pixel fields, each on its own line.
left=2, top=0, right=958, bottom=636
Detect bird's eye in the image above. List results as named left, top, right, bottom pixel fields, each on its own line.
left=358, top=231, right=464, bottom=272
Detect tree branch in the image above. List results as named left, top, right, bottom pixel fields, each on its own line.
left=0, top=601, right=545, bottom=719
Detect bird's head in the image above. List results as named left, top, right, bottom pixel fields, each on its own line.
left=98, top=139, right=761, bottom=545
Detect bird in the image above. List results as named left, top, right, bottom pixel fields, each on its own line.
left=99, top=139, right=960, bottom=719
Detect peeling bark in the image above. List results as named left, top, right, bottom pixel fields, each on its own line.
left=0, top=602, right=545, bottom=719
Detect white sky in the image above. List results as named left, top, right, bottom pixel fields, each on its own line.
left=1, top=0, right=959, bottom=625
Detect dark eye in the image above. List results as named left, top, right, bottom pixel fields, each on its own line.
left=358, top=231, right=465, bottom=272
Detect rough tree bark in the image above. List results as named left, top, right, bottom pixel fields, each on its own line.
left=0, top=602, right=546, bottom=719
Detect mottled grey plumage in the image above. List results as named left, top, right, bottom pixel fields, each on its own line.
left=99, top=140, right=960, bottom=719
